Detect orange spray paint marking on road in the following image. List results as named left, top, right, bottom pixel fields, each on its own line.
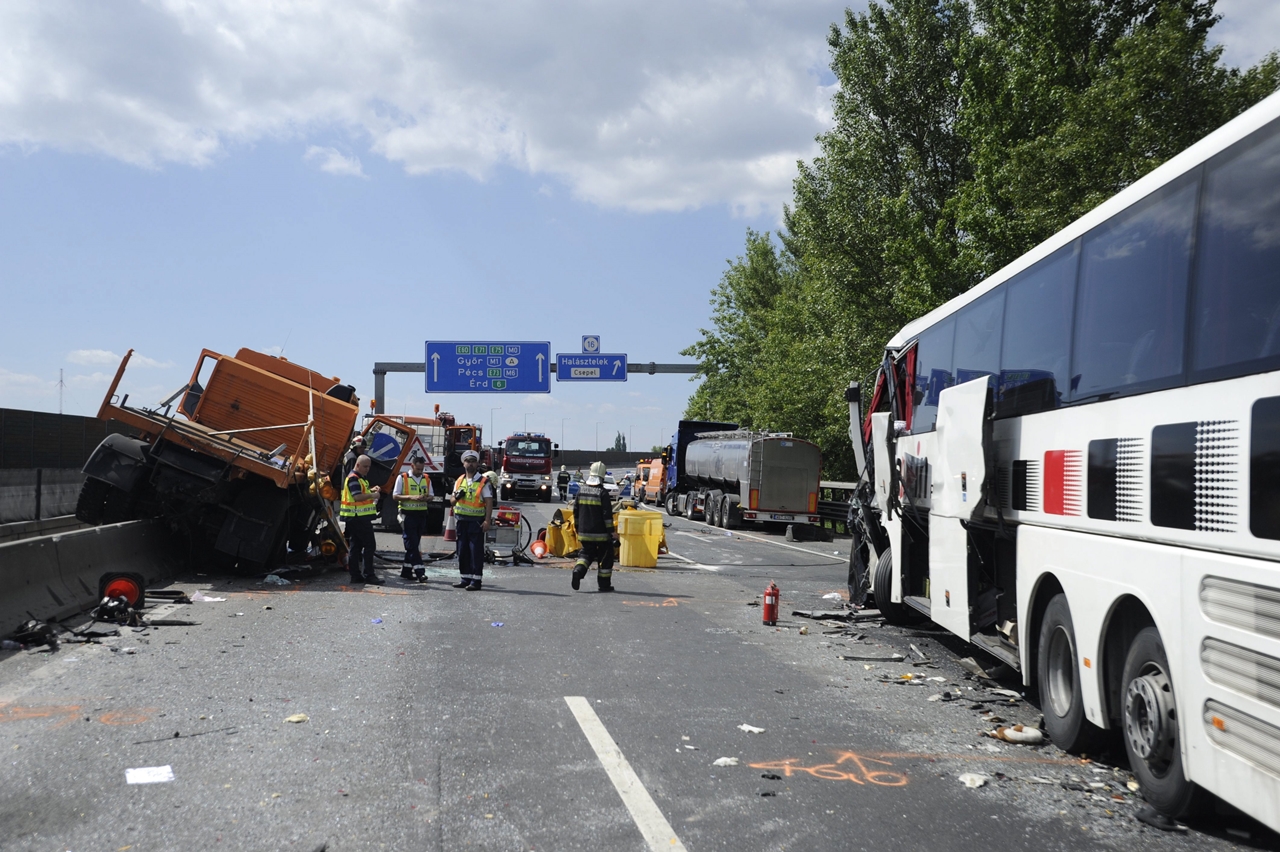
left=749, top=750, right=908, bottom=787
left=622, top=598, right=680, bottom=608
left=0, top=703, right=156, bottom=728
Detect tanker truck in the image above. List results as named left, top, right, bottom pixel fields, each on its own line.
left=660, top=419, right=822, bottom=531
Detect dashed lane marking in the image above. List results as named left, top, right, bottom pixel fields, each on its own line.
left=663, top=550, right=721, bottom=571
left=565, top=696, right=689, bottom=852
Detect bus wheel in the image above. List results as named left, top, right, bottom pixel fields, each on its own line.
left=1038, top=594, right=1106, bottom=753
left=872, top=549, right=918, bottom=626
left=1122, top=627, right=1206, bottom=817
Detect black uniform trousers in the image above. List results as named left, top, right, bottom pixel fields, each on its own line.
left=402, top=511, right=429, bottom=566
left=344, top=515, right=377, bottom=578
left=456, top=516, right=486, bottom=585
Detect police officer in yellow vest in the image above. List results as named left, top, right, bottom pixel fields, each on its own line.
left=340, top=454, right=384, bottom=585
left=393, top=454, right=433, bottom=582
left=450, top=449, right=493, bottom=590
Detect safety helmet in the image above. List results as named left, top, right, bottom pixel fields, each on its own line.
left=586, top=461, right=606, bottom=486
left=560, top=465, right=566, bottom=471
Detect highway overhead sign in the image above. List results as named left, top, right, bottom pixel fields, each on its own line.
left=425, top=341, right=551, bottom=393
left=555, top=353, right=628, bottom=382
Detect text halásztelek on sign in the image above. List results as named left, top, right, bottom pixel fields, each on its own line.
left=426, top=341, right=551, bottom=393
left=555, top=353, right=628, bottom=382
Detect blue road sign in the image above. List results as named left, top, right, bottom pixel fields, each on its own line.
left=426, top=341, right=551, bottom=393
left=555, top=352, right=628, bottom=382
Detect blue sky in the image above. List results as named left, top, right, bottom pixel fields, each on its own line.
left=1, top=0, right=1275, bottom=452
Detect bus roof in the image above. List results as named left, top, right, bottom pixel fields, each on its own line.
left=888, top=89, right=1280, bottom=350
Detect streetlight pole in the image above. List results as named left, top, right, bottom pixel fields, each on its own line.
left=628, top=424, right=634, bottom=453
left=595, top=421, right=603, bottom=451
left=490, top=407, right=501, bottom=443
left=524, top=412, right=533, bottom=432
left=560, top=417, right=569, bottom=448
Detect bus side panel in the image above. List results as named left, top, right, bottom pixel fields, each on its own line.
left=1180, top=549, right=1280, bottom=833
left=928, top=514, right=970, bottom=638
left=1017, top=525, right=1182, bottom=730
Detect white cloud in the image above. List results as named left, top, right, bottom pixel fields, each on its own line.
left=66, top=349, right=172, bottom=368
left=0, top=366, right=51, bottom=393
left=1210, top=0, right=1280, bottom=69
left=0, top=1, right=841, bottom=214
left=304, top=145, right=365, bottom=177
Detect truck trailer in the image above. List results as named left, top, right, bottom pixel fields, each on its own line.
left=660, top=420, right=822, bottom=530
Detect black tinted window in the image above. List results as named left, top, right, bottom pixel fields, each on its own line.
left=1072, top=178, right=1197, bottom=399
left=953, top=291, right=1004, bottom=383
left=909, top=318, right=954, bottom=433
left=997, top=243, right=1077, bottom=417
left=1192, top=120, right=1280, bottom=377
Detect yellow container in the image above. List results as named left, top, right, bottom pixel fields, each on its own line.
left=617, top=509, right=662, bottom=568
left=545, top=524, right=565, bottom=557
left=549, top=509, right=579, bottom=557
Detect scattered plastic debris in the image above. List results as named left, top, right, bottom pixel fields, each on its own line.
left=798, top=627, right=809, bottom=635
left=126, top=765, right=175, bottom=784
left=1127, top=780, right=1140, bottom=792
left=371, top=618, right=383, bottom=624
left=761, top=773, right=782, bottom=780
left=190, top=591, right=226, bottom=602
left=989, top=725, right=1045, bottom=744
left=822, top=592, right=842, bottom=600
left=713, top=757, right=739, bottom=766
left=491, top=622, right=504, bottom=628
left=927, top=691, right=962, bottom=702
left=262, top=574, right=289, bottom=586
left=738, top=724, right=766, bottom=734
left=839, top=652, right=905, bottom=662
left=958, top=773, right=989, bottom=788
left=683, top=745, right=699, bottom=750
left=760, top=790, right=778, bottom=797
left=284, top=714, right=309, bottom=724
left=988, top=688, right=1022, bottom=700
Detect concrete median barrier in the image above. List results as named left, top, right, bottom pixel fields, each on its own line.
left=0, top=520, right=178, bottom=634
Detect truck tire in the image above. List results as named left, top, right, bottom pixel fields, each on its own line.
left=684, top=492, right=699, bottom=520
left=665, top=492, right=679, bottom=516
left=75, top=477, right=110, bottom=525
left=1121, top=626, right=1208, bottom=818
left=706, top=490, right=722, bottom=526
left=1038, top=594, right=1106, bottom=754
left=723, top=496, right=741, bottom=530
left=872, top=549, right=919, bottom=625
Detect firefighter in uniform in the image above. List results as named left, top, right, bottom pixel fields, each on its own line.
left=557, top=465, right=571, bottom=501
left=340, top=454, right=384, bottom=585
left=571, top=461, right=617, bottom=592
left=393, top=454, right=433, bottom=582
left=450, top=449, right=493, bottom=591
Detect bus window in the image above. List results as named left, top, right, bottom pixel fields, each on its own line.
left=953, top=290, right=1003, bottom=384
left=998, top=243, right=1077, bottom=418
left=909, top=318, right=954, bottom=433
left=1191, top=119, right=1280, bottom=379
left=1071, top=177, right=1197, bottom=400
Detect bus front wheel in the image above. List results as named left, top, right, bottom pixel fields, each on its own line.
left=872, top=550, right=918, bottom=625
left=1121, top=627, right=1206, bottom=818
left=1037, top=594, right=1106, bottom=753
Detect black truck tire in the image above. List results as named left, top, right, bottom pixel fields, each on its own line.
left=872, top=549, right=919, bottom=625
left=75, top=477, right=110, bottom=525
left=665, top=492, right=678, bottom=516
left=1037, top=594, right=1107, bottom=754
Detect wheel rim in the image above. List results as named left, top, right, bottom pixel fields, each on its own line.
left=1125, top=664, right=1176, bottom=773
left=1045, top=624, right=1075, bottom=718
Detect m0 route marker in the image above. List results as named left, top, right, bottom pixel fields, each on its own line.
left=426, top=341, right=551, bottom=393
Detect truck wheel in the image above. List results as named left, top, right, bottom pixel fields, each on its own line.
left=723, top=497, right=741, bottom=530
left=1038, top=594, right=1106, bottom=753
left=684, top=493, right=698, bottom=520
left=665, top=492, right=678, bottom=516
left=706, top=490, right=722, bottom=526
left=75, top=478, right=110, bottom=525
left=1122, top=626, right=1206, bottom=817
left=872, top=549, right=919, bottom=626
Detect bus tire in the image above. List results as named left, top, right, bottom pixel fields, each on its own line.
left=1038, top=594, right=1106, bottom=753
left=665, top=492, right=679, bottom=516
left=872, top=549, right=918, bottom=625
left=1121, top=626, right=1207, bottom=818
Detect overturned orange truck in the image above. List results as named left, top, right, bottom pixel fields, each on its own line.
left=77, top=348, right=418, bottom=571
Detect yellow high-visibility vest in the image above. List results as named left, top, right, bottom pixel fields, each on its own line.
left=453, top=474, right=488, bottom=518
left=400, top=473, right=431, bottom=511
left=341, top=473, right=378, bottom=518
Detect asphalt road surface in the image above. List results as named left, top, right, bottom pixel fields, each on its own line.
left=1, top=500, right=1275, bottom=851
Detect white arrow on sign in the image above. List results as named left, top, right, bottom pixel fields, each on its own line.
left=536, top=352, right=545, bottom=381
left=431, top=352, right=440, bottom=382
left=612, top=359, right=622, bottom=376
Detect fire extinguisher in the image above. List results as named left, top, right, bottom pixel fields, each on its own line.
left=762, top=581, right=779, bottom=626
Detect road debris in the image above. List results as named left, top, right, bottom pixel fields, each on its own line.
left=190, top=591, right=227, bottom=602
left=712, top=757, right=740, bottom=766
left=761, top=773, right=782, bottom=780
left=126, top=765, right=175, bottom=784
left=927, top=690, right=963, bottom=702
left=263, top=574, right=290, bottom=585
left=838, top=652, right=905, bottom=662
left=958, top=772, right=990, bottom=788
left=988, top=724, right=1045, bottom=745
left=284, top=713, right=310, bottom=723
left=738, top=724, right=766, bottom=734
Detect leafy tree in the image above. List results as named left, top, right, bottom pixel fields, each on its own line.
left=685, top=0, right=1277, bottom=480
left=611, top=431, right=627, bottom=452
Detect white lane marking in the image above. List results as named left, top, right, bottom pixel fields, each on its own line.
left=728, top=528, right=847, bottom=562
left=564, top=697, right=689, bottom=852
left=663, top=550, right=721, bottom=571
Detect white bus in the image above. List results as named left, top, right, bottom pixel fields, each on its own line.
left=844, top=90, right=1280, bottom=828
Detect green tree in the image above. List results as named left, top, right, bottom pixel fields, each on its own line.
left=611, top=431, right=627, bottom=452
